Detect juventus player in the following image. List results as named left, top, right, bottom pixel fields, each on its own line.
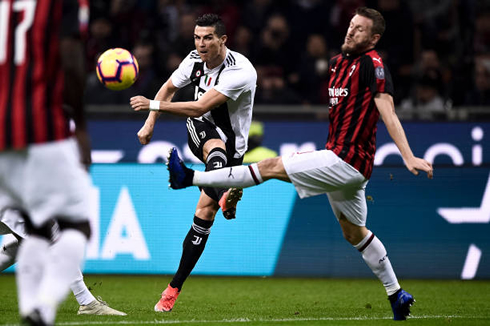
left=130, top=14, right=257, bottom=312
left=0, top=0, right=94, bottom=324
left=166, top=8, right=433, bottom=321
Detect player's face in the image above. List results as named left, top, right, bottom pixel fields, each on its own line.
left=194, top=26, right=226, bottom=68
left=341, top=15, right=375, bottom=55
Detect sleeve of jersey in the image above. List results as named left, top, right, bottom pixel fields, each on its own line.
left=364, top=57, right=394, bottom=96
left=214, top=66, right=257, bottom=101
left=170, top=54, right=194, bottom=89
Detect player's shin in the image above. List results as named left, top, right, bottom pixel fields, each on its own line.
left=70, top=268, right=96, bottom=305
left=16, top=236, right=50, bottom=316
left=355, top=231, right=400, bottom=296
left=170, top=216, right=213, bottom=290
left=36, top=229, right=88, bottom=324
left=194, top=163, right=263, bottom=188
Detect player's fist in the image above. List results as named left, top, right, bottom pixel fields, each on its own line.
left=137, top=123, right=154, bottom=145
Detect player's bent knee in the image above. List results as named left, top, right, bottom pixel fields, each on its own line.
left=57, top=220, right=91, bottom=240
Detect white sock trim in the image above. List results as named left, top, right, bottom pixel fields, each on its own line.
left=248, top=163, right=264, bottom=184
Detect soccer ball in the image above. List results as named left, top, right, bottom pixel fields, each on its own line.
left=96, top=48, right=139, bottom=91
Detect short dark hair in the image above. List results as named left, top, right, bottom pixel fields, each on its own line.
left=196, top=14, right=226, bottom=37
left=355, top=7, right=385, bottom=38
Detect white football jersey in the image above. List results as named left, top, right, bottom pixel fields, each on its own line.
left=171, top=48, right=257, bottom=158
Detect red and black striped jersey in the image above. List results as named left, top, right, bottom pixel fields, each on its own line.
left=326, top=49, right=393, bottom=179
left=0, top=0, right=83, bottom=150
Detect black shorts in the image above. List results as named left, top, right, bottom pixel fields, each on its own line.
left=186, top=117, right=243, bottom=202
left=186, top=117, right=241, bottom=166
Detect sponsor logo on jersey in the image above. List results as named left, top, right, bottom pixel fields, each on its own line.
left=328, top=87, right=349, bottom=97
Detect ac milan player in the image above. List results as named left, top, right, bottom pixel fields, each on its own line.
left=166, top=7, right=433, bottom=321
left=0, top=0, right=92, bottom=324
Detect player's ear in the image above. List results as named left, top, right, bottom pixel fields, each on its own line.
left=220, top=35, right=227, bottom=45
left=371, top=33, right=381, bottom=46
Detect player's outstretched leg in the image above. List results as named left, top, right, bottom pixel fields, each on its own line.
left=219, top=188, right=243, bottom=220
left=389, top=289, right=415, bottom=320
left=167, top=147, right=194, bottom=189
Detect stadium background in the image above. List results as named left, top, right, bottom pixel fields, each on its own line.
left=2, top=0, right=490, bottom=280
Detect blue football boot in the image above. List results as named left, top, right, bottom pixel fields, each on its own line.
left=390, top=289, right=414, bottom=320
left=166, top=147, right=194, bottom=189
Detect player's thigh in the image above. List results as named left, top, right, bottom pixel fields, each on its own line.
left=327, top=181, right=368, bottom=226
left=24, top=138, right=92, bottom=227
left=0, top=151, right=28, bottom=227
left=186, top=117, right=222, bottom=162
left=283, top=150, right=365, bottom=198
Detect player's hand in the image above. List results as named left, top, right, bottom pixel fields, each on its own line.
left=405, top=157, right=433, bottom=179
left=137, top=123, right=154, bottom=145
left=130, top=95, right=150, bottom=111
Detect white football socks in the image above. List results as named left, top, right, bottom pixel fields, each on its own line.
left=16, top=236, right=50, bottom=316
left=35, top=229, right=87, bottom=324
left=193, top=163, right=263, bottom=188
left=70, top=269, right=96, bottom=306
left=355, top=231, right=400, bottom=296
left=0, top=239, right=19, bottom=272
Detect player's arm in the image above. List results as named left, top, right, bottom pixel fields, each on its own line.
left=137, top=78, right=179, bottom=145
left=375, top=92, right=433, bottom=178
left=60, top=0, right=89, bottom=167
left=131, top=88, right=228, bottom=117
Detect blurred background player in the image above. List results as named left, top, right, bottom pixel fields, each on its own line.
left=243, top=121, right=277, bottom=163
left=130, top=14, right=257, bottom=312
left=0, top=0, right=93, bottom=324
left=166, top=7, right=434, bottom=321
left=0, top=209, right=126, bottom=316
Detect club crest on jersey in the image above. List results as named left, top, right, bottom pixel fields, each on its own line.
left=375, top=66, right=385, bottom=80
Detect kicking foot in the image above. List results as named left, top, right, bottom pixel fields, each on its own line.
left=390, top=289, right=415, bottom=321
left=219, top=188, right=243, bottom=220
left=167, top=147, right=194, bottom=189
left=154, top=284, right=180, bottom=312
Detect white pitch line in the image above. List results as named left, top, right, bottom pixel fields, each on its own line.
left=2, top=315, right=479, bottom=326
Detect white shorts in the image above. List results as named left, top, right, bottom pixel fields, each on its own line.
left=0, top=138, right=92, bottom=228
left=282, top=150, right=368, bottom=226
left=0, top=209, right=27, bottom=238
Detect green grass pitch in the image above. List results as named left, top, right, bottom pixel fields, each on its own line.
left=1, top=274, right=490, bottom=325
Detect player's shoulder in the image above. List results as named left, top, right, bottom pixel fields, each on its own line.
left=224, top=49, right=254, bottom=70
left=187, top=50, right=203, bottom=62
left=223, top=49, right=257, bottom=79
left=362, top=49, right=384, bottom=68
